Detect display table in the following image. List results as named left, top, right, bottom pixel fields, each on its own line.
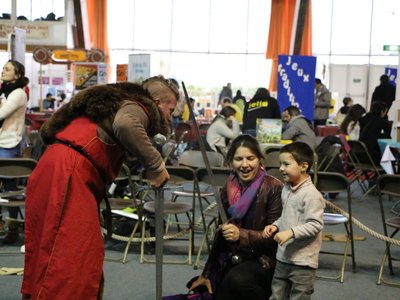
left=378, top=139, right=400, bottom=174
left=25, top=112, right=52, bottom=130
left=377, top=139, right=400, bottom=154
left=315, top=125, right=339, bottom=137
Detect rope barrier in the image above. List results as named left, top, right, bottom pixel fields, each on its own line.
left=194, top=200, right=400, bottom=247
left=325, top=199, right=400, bottom=246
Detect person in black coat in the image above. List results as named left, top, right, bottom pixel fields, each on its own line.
left=359, top=101, right=391, bottom=165
left=242, top=88, right=281, bottom=137
left=371, top=74, right=396, bottom=112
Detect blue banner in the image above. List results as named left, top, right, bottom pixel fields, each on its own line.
left=277, top=55, right=317, bottom=121
left=385, top=67, right=397, bottom=86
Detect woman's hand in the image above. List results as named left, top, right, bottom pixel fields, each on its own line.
left=188, top=275, right=213, bottom=294
left=221, top=223, right=240, bottom=242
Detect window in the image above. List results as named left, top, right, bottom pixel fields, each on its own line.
left=0, top=0, right=12, bottom=20
left=17, top=0, right=65, bottom=21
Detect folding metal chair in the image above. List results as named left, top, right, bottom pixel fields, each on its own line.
left=140, top=166, right=194, bottom=265
left=193, top=167, right=231, bottom=269
left=347, top=140, right=385, bottom=199
left=0, top=158, right=37, bottom=254
left=177, top=150, right=225, bottom=234
left=376, top=174, right=400, bottom=287
left=101, top=164, right=144, bottom=263
left=315, top=171, right=356, bottom=283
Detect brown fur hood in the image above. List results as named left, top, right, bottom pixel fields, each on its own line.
left=40, top=82, right=170, bottom=145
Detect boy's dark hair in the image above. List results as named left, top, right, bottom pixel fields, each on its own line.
left=280, top=142, right=314, bottom=173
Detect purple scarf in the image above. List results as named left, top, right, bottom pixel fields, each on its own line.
left=227, top=168, right=265, bottom=222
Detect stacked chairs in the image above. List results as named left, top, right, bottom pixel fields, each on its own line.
left=177, top=150, right=225, bottom=232
left=101, top=164, right=145, bottom=263
left=141, top=150, right=224, bottom=265
left=347, top=140, right=385, bottom=199
left=315, top=171, right=356, bottom=283
left=140, top=166, right=195, bottom=265
left=263, top=146, right=283, bottom=182
left=376, top=174, right=400, bottom=287
left=0, top=158, right=37, bottom=254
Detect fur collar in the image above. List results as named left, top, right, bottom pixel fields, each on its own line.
left=41, top=83, right=170, bottom=144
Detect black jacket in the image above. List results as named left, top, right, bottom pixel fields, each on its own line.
left=242, top=97, right=281, bottom=132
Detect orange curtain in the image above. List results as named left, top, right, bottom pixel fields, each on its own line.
left=266, top=0, right=312, bottom=92
left=86, top=0, right=109, bottom=66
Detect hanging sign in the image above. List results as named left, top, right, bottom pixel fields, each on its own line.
left=277, top=55, right=316, bottom=121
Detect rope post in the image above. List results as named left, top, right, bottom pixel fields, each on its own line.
left=154, top=188, right=164, bottom=300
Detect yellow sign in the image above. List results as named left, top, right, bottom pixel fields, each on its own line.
left=53, top=50, right=87, bottom=62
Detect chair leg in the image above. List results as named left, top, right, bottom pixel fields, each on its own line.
left=194, top=225, right=209, bottom=270
left=388, top=229, right=399, bottom=275
left=193, top=216, right=216, bottom=270
left=376, top=229, right=400, bottom=287
left=140, top=219, right=148, bottom=264
left=360, top=184, right=376, bottom=201
left=345, top=222, right=356, bottom=273
left=377, top=249, right=388, bottom=285
left=121, top=219, right=141, bottom=264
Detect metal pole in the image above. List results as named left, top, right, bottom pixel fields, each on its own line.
left=154, top=188, right=164, bottom=300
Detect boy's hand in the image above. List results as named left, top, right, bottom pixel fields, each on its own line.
left=263, top=225, right=278, bottom=238
left=274, top=229, right=293, bottom=245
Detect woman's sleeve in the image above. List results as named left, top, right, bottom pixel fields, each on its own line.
left=113, top=102, right=164, bottom=173
left=238, top=177, right=283, bottom=249
left=0, top=89, right=26, bottom=120
left=216, top=119, right=240, bottom=139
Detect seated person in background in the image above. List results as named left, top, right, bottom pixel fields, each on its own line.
left=55, top=92, right=67, bottom=110
left=42, top=93, right=55, bottom=110
left=334, top=97, right=353, bottom=125
left=339, top=104, right=366, bottom=140
left=221, top=97, right=232, bottom=108
left=281, top=106, right=316, bottom=150
left=359, top=101, right=392, bottom=165
left=206, top=106, right=240, bottom=152
left=189, top=134, right=283, bottom=300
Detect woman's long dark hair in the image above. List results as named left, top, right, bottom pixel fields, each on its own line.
left=339, top=104, right=366, bottom=134
left=211, top=106, right=236, bottom=124
left=225, top=134, right=264, bottom=164
left=0, top=60, right=26, bottom=98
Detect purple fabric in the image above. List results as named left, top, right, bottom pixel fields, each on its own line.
left=227, top=168, right=265, bottom=221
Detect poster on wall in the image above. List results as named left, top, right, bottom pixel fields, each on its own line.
left=128, top=54, right=150, bottom=83
left=385, top=67, right=397, bottom=86
left=116, top=64, right=128, bottom=82
left=277, top=55, right=316, bottom=122
left=73, top=63, right=107, bottom=90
